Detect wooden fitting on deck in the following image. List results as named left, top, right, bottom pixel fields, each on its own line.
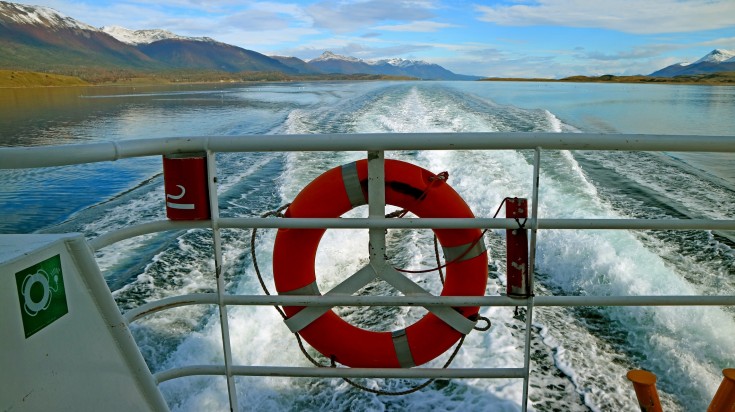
left=707, top=368, right=735, bottom=412
left=627, top=370, right=663, bottom=412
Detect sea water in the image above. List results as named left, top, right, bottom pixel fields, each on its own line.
left=1, top=81, right=734, bottom=411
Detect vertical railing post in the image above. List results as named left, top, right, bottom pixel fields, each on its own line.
left=206, top=151, right=239, bottom=411
left=708, top=369, right=735, bottom=412
left=521, top=147, right=541, bottom=412
left=367, top=151, right=386, bottom=265
left=506, top=197, right=530, bottom=298
left=626, top=370, right=663, bottom=412
left=528, top=147, right=540, bottom=300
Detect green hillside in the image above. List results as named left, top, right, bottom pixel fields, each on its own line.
left=0, top=70, right=88, bottom=87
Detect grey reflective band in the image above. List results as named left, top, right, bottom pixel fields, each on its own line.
left=341, top=162, right=366, bottom=207
left=280, top=281, right=320, bottom=296
left=282, top=281, right=322, bottom=333
left=442, top=239, right=487, bottom=263
left=391, top=329, right=416, bottom=368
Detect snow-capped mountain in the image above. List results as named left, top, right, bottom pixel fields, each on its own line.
left=0, top=1, right=95, bottom=31
left=0, top=1, right=294, bottom=74
left=650, top=49, right=735, bottom=77
left=306, top=51, right=480, bottom=80
left=311, top=52, right=434, bottom=69
left=0, top=1, right=480, bottom=79
left=310, top=51, right=362, bottom=63
left=102, top=26, right=215, bottom=45
left=307, top=51, right=381, bottom=76
left=0, top=1, right=154, bottom=70
left=99, top=25, right=292, bottom=72
left=692, top=49, right=735, bottom=64
left=374, top=57, right=428, bottom=68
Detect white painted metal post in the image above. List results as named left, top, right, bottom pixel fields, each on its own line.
left=521, top=147, right=541, bottom=412
left=368, top=151, right=386, bottom=264
left=528, top=148, right=541, bottom=297
left=206, top=151, right=239, bottom=411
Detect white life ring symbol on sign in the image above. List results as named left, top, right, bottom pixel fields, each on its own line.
left=166, top=184, right=195, bottom=210
left=21, top=269, right=53, bottom=316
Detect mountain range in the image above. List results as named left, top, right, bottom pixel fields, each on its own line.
left=1, top=1, right=733, bottom=82
left=302, top=51, right=480, bottom=80
left=0, top=1, right=478, bottom=80
left=650, top=49, right=735, bottom=77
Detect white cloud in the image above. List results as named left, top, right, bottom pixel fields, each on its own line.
left=274, top=34, right=436, bottom=60
left=697, top=36, right=735, bottom=50
left=578, top=44, right=683, bottom=61
left=373, top=21, right=456, bottom=32
left=425, top=41, right=692, bottom=78
left=217, top=27, right=321, bottom=50
left=475, top=0, right=735, bottom=34
left=221, top=10, right=292, bottom=31
left=306, top=0, right=436, bottom=33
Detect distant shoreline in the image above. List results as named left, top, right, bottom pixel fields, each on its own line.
left=480, top=72, right=735, bottom=86
left=2, top=69, right=734, bottom=88
left=0, top=69, right=417, bottom=88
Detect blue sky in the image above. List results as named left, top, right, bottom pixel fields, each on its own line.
left=26, top=0, right=735, bottom=77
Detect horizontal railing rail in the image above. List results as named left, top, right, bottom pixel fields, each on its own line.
left=124, top=293, right=735, bottom=323
left=4, top=132, right=734, bottom=412
left=88, top=217, right=735, bottom=251
left=1, top=132, right=734, bottom=169
left=154, top=365, right=527, bottom=384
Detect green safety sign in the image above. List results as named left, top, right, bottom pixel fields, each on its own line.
left=15, top=254, right=68, bottom=338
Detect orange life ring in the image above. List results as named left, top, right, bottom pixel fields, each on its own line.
left=273, top=159, right=488, bottom=368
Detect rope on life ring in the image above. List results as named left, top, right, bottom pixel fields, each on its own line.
left=272, top=159, right=489, bottom=368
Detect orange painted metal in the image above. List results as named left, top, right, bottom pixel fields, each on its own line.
left=708, top=368, right=735, bottom=412
left=627, top=370, right=663, bottom=412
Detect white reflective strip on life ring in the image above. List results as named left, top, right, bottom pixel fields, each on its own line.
left=280, top=281, right=320, bottom=296
left=391, top=329, right=416, bottom=368
left=284, top=264, right=377, bottom=333
left=442, top=240, right=487, bottom=263
left=341, top=162, right=365, bottom=207
left=281, top=280, right=323, bottom=333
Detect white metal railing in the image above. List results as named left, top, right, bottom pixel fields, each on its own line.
left=2, top=132, right=734, bottom=412
left=2, top=132, right=734, bottom=169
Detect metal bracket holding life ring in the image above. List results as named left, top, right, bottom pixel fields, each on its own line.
left=272, top=159, right=489, bottom=368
